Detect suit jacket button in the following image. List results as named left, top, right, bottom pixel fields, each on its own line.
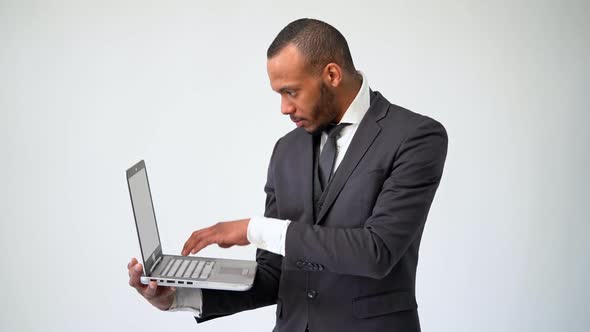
left=307, top=290, right=317, bottom=299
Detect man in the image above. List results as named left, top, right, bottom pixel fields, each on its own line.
left=128, top=18, right=447, bottom=332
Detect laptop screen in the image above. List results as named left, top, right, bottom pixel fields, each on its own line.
left=127, top=162, right=162, bottom=273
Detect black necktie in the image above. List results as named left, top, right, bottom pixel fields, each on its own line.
left=318, top=123, right=349, bottom=189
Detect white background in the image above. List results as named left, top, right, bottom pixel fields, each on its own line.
left=1, top=1, right=588, bottom=331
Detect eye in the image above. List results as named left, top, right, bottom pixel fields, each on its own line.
left=287, top=90, right=296, bottom=97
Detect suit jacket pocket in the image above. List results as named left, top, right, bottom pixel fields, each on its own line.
left=352, top=291, right=417, bottom=319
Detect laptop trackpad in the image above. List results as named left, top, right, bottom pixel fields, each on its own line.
left=219, top=266, right=248, bottom=276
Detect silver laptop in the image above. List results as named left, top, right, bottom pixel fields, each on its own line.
left=126, top=160, right=257, bottom=291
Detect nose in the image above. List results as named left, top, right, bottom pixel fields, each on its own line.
left=281, top=96, right=295, bottom=115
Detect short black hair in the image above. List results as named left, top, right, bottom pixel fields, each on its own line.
left=267, top=18, right=357, bottom=75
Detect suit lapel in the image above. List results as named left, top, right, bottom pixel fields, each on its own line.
left=315, top=91, right=389, bottom=225
left=296, top=130, right=315, bottom=224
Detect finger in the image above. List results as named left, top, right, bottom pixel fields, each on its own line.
left=186, top=234, right=207, bottom=255
left=128, top=263, right=141, bottom=283
left=129, top=263, right=146, bottom=289
left=182, top=229, right=205, bottom=256
left=144, top=281, right=157, bottom=299
left=127, top=257, right=138, bottom=269
left=183, top=228, right=212, bottom=256
left=159, top=286, right=176, bottom=298
left=182, top=236, right=193, bottom=256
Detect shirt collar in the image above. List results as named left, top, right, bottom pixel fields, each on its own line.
left=338, top=71, right=370, bottom=125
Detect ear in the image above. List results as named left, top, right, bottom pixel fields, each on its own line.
left=322, top=63, right=343, bottom=88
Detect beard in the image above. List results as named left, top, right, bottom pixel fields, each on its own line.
left=308, top=82, right=339, bottom=136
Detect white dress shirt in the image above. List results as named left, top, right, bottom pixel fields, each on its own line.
left=169, top=72, right=371, bottom=316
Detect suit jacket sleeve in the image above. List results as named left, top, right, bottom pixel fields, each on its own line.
left=284, top=117, right=448, bottom=279
left=195, top=140, right=283, bottom=323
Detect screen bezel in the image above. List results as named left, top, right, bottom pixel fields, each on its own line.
left=126, top=160, right=163, bottom=276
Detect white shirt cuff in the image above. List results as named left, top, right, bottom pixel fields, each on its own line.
left=247, top=216, right=291, bottom=256
left=168, top=287, right=203, bottom=317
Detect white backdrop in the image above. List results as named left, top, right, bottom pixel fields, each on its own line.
left=1, top=1, right=588, bottom=331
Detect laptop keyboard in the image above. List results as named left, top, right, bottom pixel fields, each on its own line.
left=161, top=258, right=215, bottom=280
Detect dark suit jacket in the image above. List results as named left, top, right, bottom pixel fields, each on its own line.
left=196, top=91, right=448, bottom=332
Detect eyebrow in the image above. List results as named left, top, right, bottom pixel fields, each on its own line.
left=276, top=85, right=298, bottom=93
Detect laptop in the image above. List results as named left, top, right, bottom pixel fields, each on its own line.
left=126, top=160, right=257, bottom=291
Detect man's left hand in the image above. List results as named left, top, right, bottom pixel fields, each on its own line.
left=181, top=218, right=250, bottom=256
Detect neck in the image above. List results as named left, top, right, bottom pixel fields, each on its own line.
left=333, top=73, right=363, bottom=123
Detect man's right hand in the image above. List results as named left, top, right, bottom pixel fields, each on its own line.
left=127, top=257, right=176, bottom=311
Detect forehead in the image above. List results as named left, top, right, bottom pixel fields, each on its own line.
left=267, top=44, right=311, bottom=91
